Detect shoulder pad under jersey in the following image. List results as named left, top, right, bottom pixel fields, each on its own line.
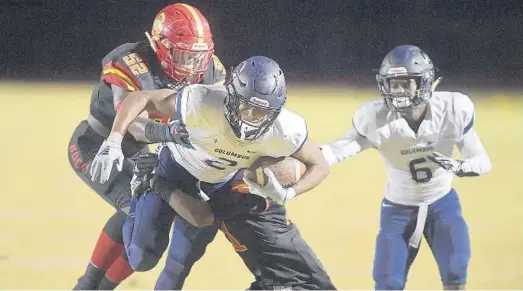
left=175, top=84, right=227, bottom=123
left=446, top=92, right=475, bottom=135
left=266, top=109, right=308, bottom=157
left=352, top=100, right=383, bottom=137
left=101, top=42, right=157, bottom=92
left=201, top=55, right=227, bottom=85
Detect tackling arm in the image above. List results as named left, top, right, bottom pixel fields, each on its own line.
left=320, top=128, right=373, bottom=165
left=109, top=88, right=178, bottom=141
left=112, top=85, right=160, bottom=143
left=153, top=177, right=215, bottom=227
left=455, top=128, right=492, bottom=176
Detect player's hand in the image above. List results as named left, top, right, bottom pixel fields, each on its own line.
left=242, top=168, right=296, bottom=205
left=167, top=120, right=194, bottom=149
left=90, top=138, right=124, bottom=184
left=130, top=152, right=159, bottom=197
left=429, top=152, right=478, bottom=177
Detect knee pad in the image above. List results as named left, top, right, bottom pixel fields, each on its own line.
left=374, top=275, right=405, bottom=290
left=155, top=257, right=187, bottom=290
left=126, top=243, right=162, bottom=272
left=440, top=253, right=469, bottom=285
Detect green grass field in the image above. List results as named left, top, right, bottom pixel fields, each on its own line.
left=0, top=82, right=522, bottom=289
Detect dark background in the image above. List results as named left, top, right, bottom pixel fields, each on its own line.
left=2, top=0, right=522, bottom=88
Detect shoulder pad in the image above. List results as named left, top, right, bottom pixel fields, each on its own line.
left=272, top=109, right=308, bottom=156
left=101, top=42, right=155, bottom=91
left=177, top=84, right=227, bottom=123
left=451, top=92, right=475, bottom=135
left=201, top=55, right=227, bottom=85
left=352, top=101, right=381, bottom=137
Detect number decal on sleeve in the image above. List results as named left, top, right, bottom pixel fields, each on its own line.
left=409, top=158, right=433, bottom=183
left=204, top=157, right=238, bottom=170
left=123, top=53, right=149, bottom=75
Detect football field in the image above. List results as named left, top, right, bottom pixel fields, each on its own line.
left=0, top=82, right=521, bottom=289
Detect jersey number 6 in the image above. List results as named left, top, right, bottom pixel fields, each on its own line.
left=205, top=157, right=238, bottom=170
left=409, top=158, right=432, bottom=183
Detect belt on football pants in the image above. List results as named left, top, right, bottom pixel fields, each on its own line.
left=409, top=205, right=428, bottom=249
left=87, top=114, right=111, bottom=138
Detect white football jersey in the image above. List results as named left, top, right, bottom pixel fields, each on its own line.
left=323, top=91, right=475, bottom=206
left=166, top=84, right=308, bottom=183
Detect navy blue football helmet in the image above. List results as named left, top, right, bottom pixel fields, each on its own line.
left=377, top=45, right=439, bottom=112
left=225, top=56, right=286, bottom=140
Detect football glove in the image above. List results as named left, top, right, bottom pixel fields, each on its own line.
left=243, top=168, right=297, bottom=205
left=167, top=120, right=194, bottom=149
left=90, top=135, right=124, bottom=184
left=130, top=152, right=159, bottom=197
left=429, top=152, right=478, bottom=177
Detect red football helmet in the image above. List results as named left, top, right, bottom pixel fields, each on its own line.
left=146, top=3, right=214, bottom=84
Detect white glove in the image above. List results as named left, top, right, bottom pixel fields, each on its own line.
left=90, top=133, right=124, bottom=184
left=242, top=168, right=297, bottom=205
left=429, top=152, right=474, bottom=177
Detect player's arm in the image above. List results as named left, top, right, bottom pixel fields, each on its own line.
left=454, top=128, right=492, bottom=176
left=431, top=128, right=492, bottom=177
left=111, top=85, right=161, bottom=143
left=244, top=114, right=330, bottom=204
left=320, top=127, right=373, bottom=165
left=153, top=177, right=215, bottom=227
left=321, top=104, right=375, bottom=165
left=430, top=93, right=491, bottom=177
left=290, top=138, right=330, bottom=197
left=90, top=88, right=188, bottom=183
left=153, top=177, right=252, bottom=227
left=110, top=88, right=177, bottom=140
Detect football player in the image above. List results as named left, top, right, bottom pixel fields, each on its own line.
left=129, top=152, right=336, bottom=290
left=90, top=56, right=331, bottom=288
left=68, top=4, right=225, bottom=289
left=320, top=45, right=491, bottom=290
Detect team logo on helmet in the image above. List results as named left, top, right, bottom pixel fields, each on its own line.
left=387, top=67, right=408, bottom=75
left=151, top=12, right=165, bottom=41
left=249, top=97, right=269, bottom=108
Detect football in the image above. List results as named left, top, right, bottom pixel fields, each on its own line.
left=244, top=156, right=307, bottom=188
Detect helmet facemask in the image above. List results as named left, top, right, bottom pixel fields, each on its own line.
left=225, top=83, right=281, bottom=141
left=377, top=68, right=434, bottom=113
left=159, top=39, right=213, bottom=85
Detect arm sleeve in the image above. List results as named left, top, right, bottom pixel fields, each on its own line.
left=320, top=103, right=374, bottom=165
left=320, top=128, right=372, bottom=165
left=456, top=128, right=492, bottom=176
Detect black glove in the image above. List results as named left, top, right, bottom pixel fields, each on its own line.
left=130, top=152, right=159, bottom=197
left=167, top=120, right=194, bottom=149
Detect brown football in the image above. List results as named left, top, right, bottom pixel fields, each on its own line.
left=244, top=156, right=307, bottom=187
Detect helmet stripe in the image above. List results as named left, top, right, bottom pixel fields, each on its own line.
left=179, top=4, right=204, bottom=42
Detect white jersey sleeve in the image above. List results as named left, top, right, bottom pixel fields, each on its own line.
left=263, top=108, right=308, bottom=158
left=450, top=94, right=491, bottom=175
left=452, top=92, right=475, bottom=136
left=320, top=103, right=375, bottom=165
left=456, top=128, right=492, bottom=175
left=175, top=84, right=224, bottom=124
